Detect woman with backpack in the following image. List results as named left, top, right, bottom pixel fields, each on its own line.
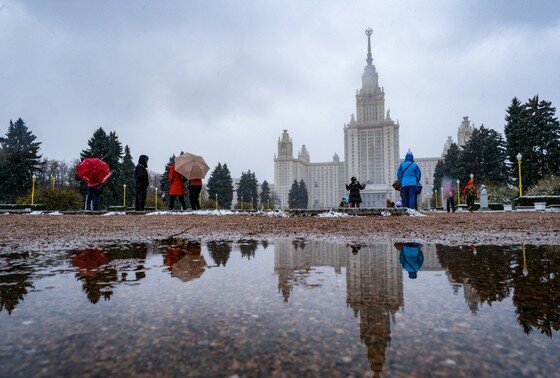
left=396, top=150, right=422, bottom=210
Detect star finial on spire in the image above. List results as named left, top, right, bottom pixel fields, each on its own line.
left=365, top=28, right=373, bottom=66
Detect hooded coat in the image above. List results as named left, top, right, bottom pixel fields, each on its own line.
left=399, top=243, right=424, bottom=279
left=397, top=152, right=421, bottom=187
left=168, top=164, right=187, bottom=196
left=346, top=178, right=366, bottom=204
left=135, top=155, right=149, bottom=190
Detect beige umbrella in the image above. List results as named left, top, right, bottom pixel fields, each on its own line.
left=174, top=152, right=210, bottom=180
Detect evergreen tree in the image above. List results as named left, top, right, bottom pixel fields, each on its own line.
left=432, top=160, right=444, bottom=198
left=121, top=146, right=136, bottom=208
left=298, top=179, right=309, bottom=209
left=260, top=180, right=271, bottom=209
left=459, top=125, right=508, bottom=185
left=504, top=97, right=525, bottom=187
left=159, top=154, right=175, bottom=197
left=288, top=180, right=299, bottom=208
left=442, top=143, right=462, bottom=181
left=237, top=170, right=258, bottom=209
left=0, top=118, right=42, bottom=202
left=524, top=96, right=560, bottom=186
left=207, top=163, right=234, bottom=209
left=220, top=163, right=234, bottom=209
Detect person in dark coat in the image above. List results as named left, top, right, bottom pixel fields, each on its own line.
left=134, top=155, right=149, bottom=211
left=345, top=176, right=366, bottom=208
left=188, top=178, right=203, bottom=210
left=397, top=150, right=422, bottom=210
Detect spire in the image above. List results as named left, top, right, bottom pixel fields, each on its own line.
left=365, top=28, right=373, bottom=66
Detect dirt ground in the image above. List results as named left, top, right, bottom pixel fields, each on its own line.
left=1, top=211, right=559, bottom=252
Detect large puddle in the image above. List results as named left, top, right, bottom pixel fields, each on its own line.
left=0, top=240, right=559, bottom=376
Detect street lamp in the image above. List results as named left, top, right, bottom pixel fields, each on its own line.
left=123, top=184, right=127, bottom=208
left=516, top=153, right=523, bottom=197
left=441, top=186, right=444, bottom=209
left=456, top=179, right=460, bottom=205
left=470, top=173, right=474, bottom=180
left=522, top=244, right=528, bottom=276
left=155, top=188, right=158, bottom=210
left=51, top=175, right=56, bottom=190
left=31, top=174, right=36, bottom=205
left=434, top=189, right=438, bottom=208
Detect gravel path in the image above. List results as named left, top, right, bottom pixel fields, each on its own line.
left=1, top=212, right=559, bottom=252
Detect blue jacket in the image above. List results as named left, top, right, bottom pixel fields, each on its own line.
left=397, top=152, right=421, bottom=187
left=399, top=243, right=424, bottom=279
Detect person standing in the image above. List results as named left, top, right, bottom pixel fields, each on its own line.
left=397, top=150, right=422, bottom=210
left=462, top=178, right=477, bottom=212
left=345, top=176, right=366, bottom=208
left=134, top=155, right=149, bottom=211
left=444, top=181, right=456, bottom=213
left=168, top=163, right=187, bottom=210
left=85, top=184, right=100, bottom=211
left=396, top=242, right=424, bottom=279
left=188, top=178, right=203, bottom=210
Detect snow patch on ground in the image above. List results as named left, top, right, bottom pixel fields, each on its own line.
left=262, top=210, right=290, bottom=217
left=147, top=210, right=238, bottom=216
left=48, top=211, right=63, bottom=216
left=28, top=211, right=44, bottom=215
left=381, top=210, right=392, bottom=217
left=406, top=209, right=426, bottom=217
left=317, top=210, right=349, bottom=218
left=101, top=212, right=126, bottom=216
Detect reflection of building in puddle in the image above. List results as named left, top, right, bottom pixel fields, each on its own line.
left=274, top=240, right=405, bottom=376
left=165, top=242, right=207, bottom=283
left=346, top=243, right=403, bottom=376
left=73, top=244, right=151, bottom=304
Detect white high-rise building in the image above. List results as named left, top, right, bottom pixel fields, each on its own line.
left=344, top=28, right=400, bottom=207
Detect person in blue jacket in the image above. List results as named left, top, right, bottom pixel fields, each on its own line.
left=397, top=150, right=422, bottom=210
left=396, top=242, right=424, bottom=279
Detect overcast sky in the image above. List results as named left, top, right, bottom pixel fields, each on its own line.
left=1, top=1, right=559, bottom=182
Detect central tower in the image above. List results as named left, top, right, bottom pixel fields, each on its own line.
left=344, top=29, right=400, bottom=206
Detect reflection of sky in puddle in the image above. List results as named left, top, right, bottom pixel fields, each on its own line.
left=0, top=240, right=559, bottom=376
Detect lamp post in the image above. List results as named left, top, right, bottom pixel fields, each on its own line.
left=441, top=186, right=444, bottom=209
left=456, top=179, right=460, bottom=205
left=51, top=175, right=56, bottom=190
left=516, top=153, right=523, bottom=197
left=155, top=188, right=158, bottom=210
left=123, top=184, right=127, bottom=209
left=215, top=194, right=218, bottom=210
left=434, top=189, right=438, bottom=208
left=31, top=174, right=36, bottom=205
left=522, top=244, right=528, bottom=276
left=241, top=196, right=244, bottom=210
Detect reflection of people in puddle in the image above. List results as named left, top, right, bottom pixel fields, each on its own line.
left=166, top=242, right=207, bottom=282
left=73, top=249, right=116, bottom=303
left=73, top=247, right=147, bottom=303
left=395, top=243, right=424, bottom=279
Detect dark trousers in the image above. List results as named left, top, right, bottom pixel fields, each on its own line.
left=189, top=185, right=202, bottom=210
left=135, top=187, right=147, bottom=211
left=446, top=197, right=456, bottom=212
left=86, top=186, right=99, bottom=211
left=401, top=186, right=417, bottom=209
left=467, top=195, right=475, bottom=212
left=169, top=195, right=186, bottom=210
left=349, top=202, right=360, bottom=208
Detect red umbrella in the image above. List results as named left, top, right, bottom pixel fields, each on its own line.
left=73, top=249, right=109, bottom=277
left=76, top=158, right=112, bottom=187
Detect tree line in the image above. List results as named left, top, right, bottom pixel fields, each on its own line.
left=0, top=119, right=277, bottom=210
left=433, top=95, right=560, bottom=199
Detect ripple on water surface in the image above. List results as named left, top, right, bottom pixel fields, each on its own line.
left=0, top=240, right=559, bottom=376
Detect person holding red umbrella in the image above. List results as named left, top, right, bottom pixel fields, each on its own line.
left=76, top=158, right=112, bottom=211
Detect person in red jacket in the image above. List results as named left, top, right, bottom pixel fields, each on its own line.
left=188, top=178, right=203, bottom=210
left=168, top=163, right=187, bottom=210
left=462, top=178, right=478, bottom=212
